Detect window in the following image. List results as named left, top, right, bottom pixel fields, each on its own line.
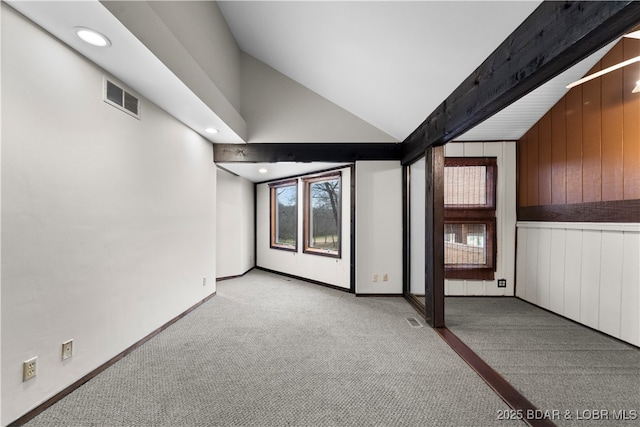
left=270, top=180, right=298, bottom=251
left=303, top=172, right=341, bottom=258
left=444, top=158, right=497, bottom=280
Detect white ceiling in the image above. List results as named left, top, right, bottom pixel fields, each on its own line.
left=5, top=1, right=619, bottom=182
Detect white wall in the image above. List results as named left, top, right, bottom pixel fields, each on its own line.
left=240, top=53, right=395, bottom=143
left=444, top=141, right=517, bottom=296
left=355, top=161, right=403, bottom=294
left=102, top=1, right=246, bottom=140
left=409, top=157, right=426, bottom=296
left=1, top=6, right=216, bottom=424
left=516, top=222, right=640, bottom=347
left=216, top=169, right=255, bottom=278
left=256, top=167, right=351, bottom=289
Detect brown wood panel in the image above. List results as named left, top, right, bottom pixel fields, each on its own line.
left=538, top=112, right=553, bottom=205
left=565, top=87, right=583, bottom=204
left=551, top=98, right=567, bottom=204
left=582, top=62, right=602, bottom=203
left=623, top=38, right=640, bottom=200
left=601, top=42, right=624, bottom=201
left=518, top=200, right=640, bottom=223
left=527, top=125, right=539, bottom=206
left=519, top=134, right=529, bottom=206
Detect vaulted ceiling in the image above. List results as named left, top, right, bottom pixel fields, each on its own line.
left=5, top=1, right=622, bottom=181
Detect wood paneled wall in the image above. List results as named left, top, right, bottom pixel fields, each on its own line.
left=518, top=38, right=640, bottom=214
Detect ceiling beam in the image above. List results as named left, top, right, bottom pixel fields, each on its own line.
left=213, top=143, right=402, bottom=163
left=402, top=1, right=640, bottom=164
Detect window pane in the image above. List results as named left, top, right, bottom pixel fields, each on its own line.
left=275, top=185, right=297, bottom=247
left=444, top=165, right=487, bottom=206
left=444, top=223, right=487, bottom=265
left=308, top=178, right=340, bottom=252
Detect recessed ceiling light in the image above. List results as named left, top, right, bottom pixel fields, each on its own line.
left=75, top=27, right=111, bottom=47
left=205, top=128, right=219, bottom=134
left=258, top=168, right=268, bottom=174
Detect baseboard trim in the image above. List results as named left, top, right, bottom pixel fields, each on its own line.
left=216, top=266, right=255, bottom=282
left=255, top=266, right=351, bottom=293
left=356, top=293, right=403, bottom=297
left=435, top=327, right=557, bottom=427
left=8, top=291, right=217, bottom=427
left=515, top=297, right=639, bottom=349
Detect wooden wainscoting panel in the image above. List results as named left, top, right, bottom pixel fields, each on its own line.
left=548, top=228, right=567, bottom=315
left=598, top=231, right=624, bottom=339
left=579, top=230, right=602, bottom=330
left=620, top=232, right=640, bottom=346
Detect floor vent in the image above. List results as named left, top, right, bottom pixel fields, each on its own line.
left=104, top=78, right=140, bottom=119
left=405, top=317, right=423, bottom=328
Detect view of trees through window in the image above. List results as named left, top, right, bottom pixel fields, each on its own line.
left=307, top=178, right=340, bottom=253
left=269, top=171, right=342, bottom=258
left=270, top=182, right=297, bottom=250
left=275, top=185, right=297, bottom=246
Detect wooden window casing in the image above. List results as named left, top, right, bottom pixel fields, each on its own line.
left=269, top=180, right=298, bottom=252
left=303, top=172, right=342, bottom=258
left=444, top=157, right=497, bottom=280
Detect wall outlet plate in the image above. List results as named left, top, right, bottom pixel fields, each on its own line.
left=498, top=279, right=507, bottom=288
left=23, top=357, right=37, bottom=381
left=62, top=339, right=73, bottom=360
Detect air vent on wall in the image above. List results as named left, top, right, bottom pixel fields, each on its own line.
left=104, top=78, right=140, bottom=119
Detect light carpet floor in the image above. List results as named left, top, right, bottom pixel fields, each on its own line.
left=446, top=297, right=640, bottom=427
left=24, top=270, right=522, bottom=427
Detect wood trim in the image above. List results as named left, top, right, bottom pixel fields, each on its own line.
left=269, top=182, right=298, bottom=252
left=435, top=327, right=557, bottom=427
left=302, top=172, right=342, bottom=258
left=214, top=142, right=402, bottom=163
left=350, top=165, right=356, bottom=294
left=402, top=1, right=640, bottom=164
left=8, top=292, right=217, bottom=427
left=356, top=293, right=403, bottom=297
left=425, top=146, right=445, bottom=328
left=255, top=266, right=352, bottom=293
left=517, top=199, right=640, bottom=223
left=216, top=267, right=255, bottom=282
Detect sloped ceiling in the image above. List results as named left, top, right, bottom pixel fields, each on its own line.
left=4, top=1, right=618, bottom=181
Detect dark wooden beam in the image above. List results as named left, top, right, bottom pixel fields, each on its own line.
left=424, top=145, right=445, bottom=328
left=402, top=1, right=640, bottom=164
left=214, top=143, right=402, bottom=163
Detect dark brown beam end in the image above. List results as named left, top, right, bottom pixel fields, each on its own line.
left=402, top=1, right=640, bottom=164
left=214, top=143, right=402, bottom=163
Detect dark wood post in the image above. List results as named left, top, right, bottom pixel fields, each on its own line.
left=424, top=145, right=445, bottom=327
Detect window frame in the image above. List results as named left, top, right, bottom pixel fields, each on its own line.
left=303, top=171, right=342, bottom=258
left=444, top=157, right=497, bottom=280
left=269, top=179, right=299, bottom=252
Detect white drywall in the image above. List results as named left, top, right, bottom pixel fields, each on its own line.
left=256, top=167, right=351, bottom=289
left=516, top=222, right=640, bottom=347
left=355, top=161, right=403, bottom=294
left=240, top=53, right=395, bottom=143
left=443, top=141, right=517, bottom=296
left=1, top=6, right=216, bottom=424
left=216, top=169, right=255, bottom=278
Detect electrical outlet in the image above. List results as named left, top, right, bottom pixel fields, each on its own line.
left=62, top=339, right=73, bottom=360
left=498, top=279, right=507, bottom=288
left=23, top=357, right=37, bottom=382
left=202, top=277, right=207, bottom=287
left=372, top=274, right=378, bottom=282
left=382, top=273, right=388, bottom=282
